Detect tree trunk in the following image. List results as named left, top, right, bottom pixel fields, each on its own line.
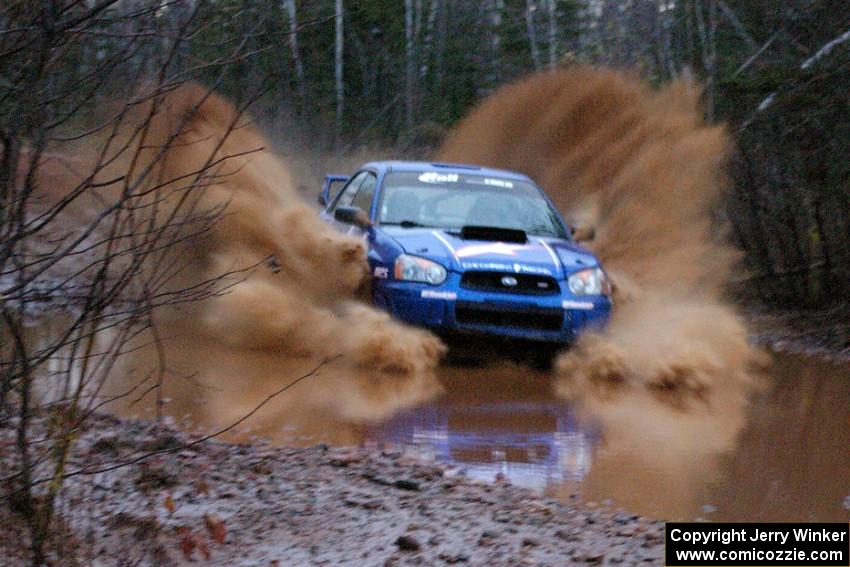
left=655, top=0, right=676, bottom=79
left=335, top=0, right=344, bottom=142
left=693, top=0, right=717, bottom=120
left=547, top=0, right=558, bottom=69
left=707, top=0, right=718, bottom=120
left=423, top=0, right=440, bottom=76
left=435, top=0, right=447, bottom=86
left=526, top=0, right=541, bottom=71
left=284, top=0, right=306, bottom=108
left=716, top=0, right=756, bottom=51
left=415, top=0, right=424, bottom=44
left=405, top=0, right=415, bottom=130
left=488, top=0, right=504, bottom=81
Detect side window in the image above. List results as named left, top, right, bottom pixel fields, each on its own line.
left=331, top=172, right=367, bottom=212
left=351, top=173, right=377, bottom=216
left=325, top=178, right=348, bottom=206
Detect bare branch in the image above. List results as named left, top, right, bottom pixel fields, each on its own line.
left=741, top=26, right=850, bottom=130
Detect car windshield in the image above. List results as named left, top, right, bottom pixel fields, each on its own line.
left=377, top=171, right=568, bottom=238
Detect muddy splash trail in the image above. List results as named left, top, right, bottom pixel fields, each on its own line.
left=18, top=68, right=830, bottom=477
left=28, top=84, right=445, bottom=440
left=8, top=70, right=848, bottom=566
left=28, top=69, right=766, bottom=441
left=438, top=66, right=766, bottom=422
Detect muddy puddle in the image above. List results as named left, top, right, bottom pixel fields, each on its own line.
left=277, top=352, right=849, bottom=523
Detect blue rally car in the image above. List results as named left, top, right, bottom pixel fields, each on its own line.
left=319, top=161, right=611, bottom=345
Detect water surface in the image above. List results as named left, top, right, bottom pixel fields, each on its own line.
left=360, top=353, right=850, bottom=522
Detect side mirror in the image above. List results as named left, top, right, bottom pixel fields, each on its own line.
left=334, top=205, right=372, bottom=229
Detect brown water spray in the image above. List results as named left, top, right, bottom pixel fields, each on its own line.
left=29, top=84, right=444, bottom=440
left=438, top=66, right=767, bottom=408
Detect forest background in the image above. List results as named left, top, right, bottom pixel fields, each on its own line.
left=3, top=0, right=849, bottom=307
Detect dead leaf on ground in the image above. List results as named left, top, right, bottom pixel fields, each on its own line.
left=204, top=513, right=226, bottom=544
left=176, top=527, right=196, bottom=560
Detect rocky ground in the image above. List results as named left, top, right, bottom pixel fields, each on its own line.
left=1, top=413, right=663, bottom=566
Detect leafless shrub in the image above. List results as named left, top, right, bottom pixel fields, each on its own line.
left=0, top=2, right=270, bottom=563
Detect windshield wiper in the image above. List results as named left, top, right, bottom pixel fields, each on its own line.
left=525, top=225, right=561, bottom=238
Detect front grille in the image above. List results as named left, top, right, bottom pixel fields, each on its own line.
left=460, top=271, right=559, bottom=295
left=455, top=303, right=564, bottom=331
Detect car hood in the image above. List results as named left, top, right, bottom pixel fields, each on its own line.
left=378, top=227, right=599, bottom=278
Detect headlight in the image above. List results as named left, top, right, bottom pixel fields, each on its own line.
left=394, top=255, right=447, bottom=285
left=567, top=268, right=611, bottom=296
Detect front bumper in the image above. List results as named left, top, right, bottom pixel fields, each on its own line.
left=372, top=272, right=611, bottom=344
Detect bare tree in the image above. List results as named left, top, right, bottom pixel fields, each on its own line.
left=285, top=0, right=307, bottom=107
left=483, top=0, right=505, bottom=82
left=716, top=0, right=756, bottom=51
left=547, top=0, right=558, bottom=69
left=0, top=2, right=270, bottom=563
left=423, top=0, right=440, bottom=77
left=335, top=0, right=345, bottom=142
left=655, top=0, right=677, bottom=79
left=526, top=0, right=542, bottom=71
left=692, top=0, right=718, bottom=120
left=405, top=0, right=416, bottom=130
left=744, top=25, right=850, bottom=127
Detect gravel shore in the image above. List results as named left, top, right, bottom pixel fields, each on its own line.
left=1, top=413, right=664, bottom=566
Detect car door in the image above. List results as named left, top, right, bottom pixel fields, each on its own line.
left=322, top=171, right=368, bottom=230
left=323, top=170, right=383, bottom=278
left=353, top=172, right=402, bottom=288
left=343, top=171, right=385, bottom=280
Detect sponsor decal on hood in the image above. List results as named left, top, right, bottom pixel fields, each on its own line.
left=460, top=261, right=552, bottom=275
left=455, top=242, right=526, bottom=258
left=432, top=231, right=559, bottom=275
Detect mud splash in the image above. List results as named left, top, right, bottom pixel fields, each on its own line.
left=591, top=350, right=850, bottom=522
left=29, top=84, right=444, bottom=439
left=438, top=66, right=764, bottom=410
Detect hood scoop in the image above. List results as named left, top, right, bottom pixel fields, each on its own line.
left=460, top=225, right=528, bottom=243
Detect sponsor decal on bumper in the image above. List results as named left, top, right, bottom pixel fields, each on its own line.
left=421, top=290, right=457, bottom=300
left=562, top=300, right=594, bottom=310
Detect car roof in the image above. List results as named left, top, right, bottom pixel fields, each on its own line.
left=360, top=160, right=533, bottom=182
